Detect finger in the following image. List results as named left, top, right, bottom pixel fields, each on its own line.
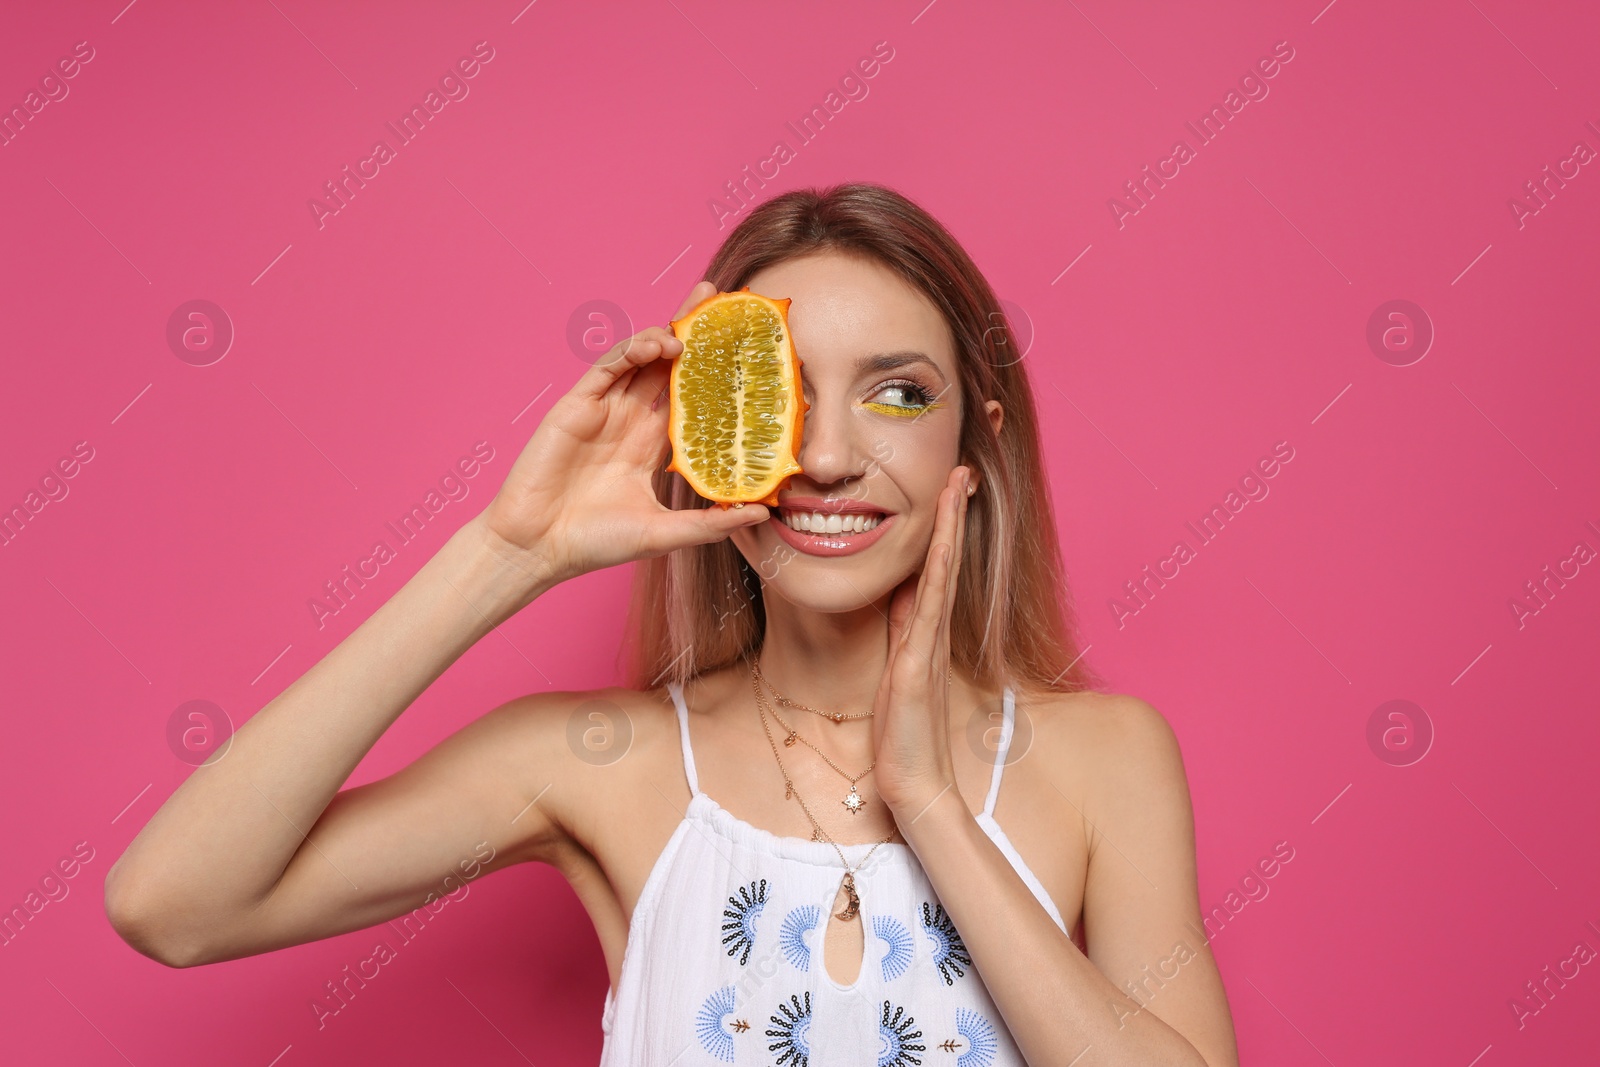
left=623, top=354, right=672, bottom=410
left=886, top=572, right=918, bottom=647
left=899, top=500, right=955, bottom=679
left=574, top=328, right=681, bottom=403
left=921, top=474, right=967, bottom=654
left=878, top=574, right=918, bottom=706
left=932, top=476, right=967, bottom=687
left=941, top=467, right=969, bottom=629
left=609, top=281, right=717, bottom=408
left=932, top=469, right=962, bottom=609
left=644, top=502, right=770, bottom=555
left=622, top=357, right=678, bottom=477
left=902, top=538, right=952, bottom=680
left=671, top=280, right=718, bottom=324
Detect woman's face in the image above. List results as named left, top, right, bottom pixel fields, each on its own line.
left=728, top=250, right=976, bottom=612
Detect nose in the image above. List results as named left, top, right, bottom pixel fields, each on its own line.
left=794, top=392, right=871, bottom=490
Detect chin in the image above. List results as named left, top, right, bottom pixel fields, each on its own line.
left=762, top=568, right=905, bottom=614
left=733, top=526, right=914, bottom=612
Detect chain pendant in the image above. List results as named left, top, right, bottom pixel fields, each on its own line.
left=835, top=872, right=860, bottom=921
left=842, top=783, right=865, bottom=815
left=783, top=730, right=797, bottom=747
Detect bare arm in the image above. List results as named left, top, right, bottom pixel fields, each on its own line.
left=1075, top=695, right=1239, bottom=1066
left=103, top=515, right=555, bottom=966
left=876, top=466, right=1236, bottom=1064
left=896, top=696, right=1237, bottom=1066
left=103, top=280, right=769, bottom=967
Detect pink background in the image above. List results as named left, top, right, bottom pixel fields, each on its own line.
left=3, top=0, right=1597, bottom=1063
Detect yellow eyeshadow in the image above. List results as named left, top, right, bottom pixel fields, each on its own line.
left=863, top=400, right=944, bottom=418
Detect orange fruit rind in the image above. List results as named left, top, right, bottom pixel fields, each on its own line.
left=666, top=287, right=808, bottom=508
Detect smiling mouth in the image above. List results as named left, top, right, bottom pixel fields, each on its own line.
left=777, top=509, right=888, bottom=535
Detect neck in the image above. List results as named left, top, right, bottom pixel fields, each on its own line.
left=756, top=595, right=890, bottom=715
left=750, top=591, right=970, bottom=739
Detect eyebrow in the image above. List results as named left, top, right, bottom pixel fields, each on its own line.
left=854, top=351, right=949, bottom=385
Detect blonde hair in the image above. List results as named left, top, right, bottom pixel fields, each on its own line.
left=620, top=182, right=1101, bottom=699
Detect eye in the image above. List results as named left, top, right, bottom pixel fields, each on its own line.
left=863, top=379, right=942, bottom=418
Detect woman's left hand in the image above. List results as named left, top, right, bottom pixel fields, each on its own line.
left=872, top=464, right=972, bottom=819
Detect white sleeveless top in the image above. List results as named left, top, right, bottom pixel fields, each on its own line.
left=598, top=679, right=1070, bottom=1065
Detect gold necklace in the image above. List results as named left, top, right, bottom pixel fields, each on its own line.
left=748, top=657, right=879, bottom=815
left=750, top=654, right=956, bottom=816
left=750, top=660, right=896, bottom=921
left=750, top=654, right=873, bottom=724
left=762, top=696, right=879, bottom=816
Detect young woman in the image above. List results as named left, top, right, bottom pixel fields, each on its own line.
left=106, top=184, right=1239, bottom=1065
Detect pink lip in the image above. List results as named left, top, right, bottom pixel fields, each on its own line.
left=776, top=496, right=893, bottom=515
left=768, top=509, right=895, bottom=557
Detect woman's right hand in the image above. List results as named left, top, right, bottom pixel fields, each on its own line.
left=475, top=280, right=771, bottom=594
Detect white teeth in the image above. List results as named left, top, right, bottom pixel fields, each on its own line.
left=780, top=510, right=884, bottom=535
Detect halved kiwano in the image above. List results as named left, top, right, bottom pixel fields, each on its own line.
left=666, top=287, right=808, bottom=507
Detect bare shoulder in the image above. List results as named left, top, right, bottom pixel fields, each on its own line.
left=479, top=683, right=672, bottom=735
left=439, top=683, right=681, bottom=863
left=1019, top=687, right=1189, bottom=804
left=472, top=682, right=681, bottom=782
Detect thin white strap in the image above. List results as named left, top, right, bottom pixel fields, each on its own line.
left=981, top=685, right=1015, bottom=818
left=668, top=681, right=701, bottom=796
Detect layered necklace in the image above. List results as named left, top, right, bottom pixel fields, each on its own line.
left=747, top=654, right=953, bottom=922
left=750, top=652, right=878, bottom=817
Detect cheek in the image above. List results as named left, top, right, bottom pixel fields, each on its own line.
left=729, top=523, right=763, bottom=559
left=732, top=521, right=785, bottom=570
left=870, top=413, right=960, bottom=470
left=896, top=471, right=958, bottom=525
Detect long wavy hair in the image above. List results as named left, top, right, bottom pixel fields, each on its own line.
left=619, top=182, right=1100, bottom=699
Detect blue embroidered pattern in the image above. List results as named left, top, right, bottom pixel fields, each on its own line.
left=646, top=680, right=1051, bottom=1065
left=694, top=985, right=738, bottom=1063
left=767, top=990, right=813, bottom=1066
left=877, top=999, right=926, bottom=1067
left=955, top=1007, right=999, bottom=1067
left=721, top=878, right=769, bottom=966
left=921, top=901, right=973, bottom=986
left=779, top=904, right=821, bottom=972
left=872, top=913, right=914, bottom=982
